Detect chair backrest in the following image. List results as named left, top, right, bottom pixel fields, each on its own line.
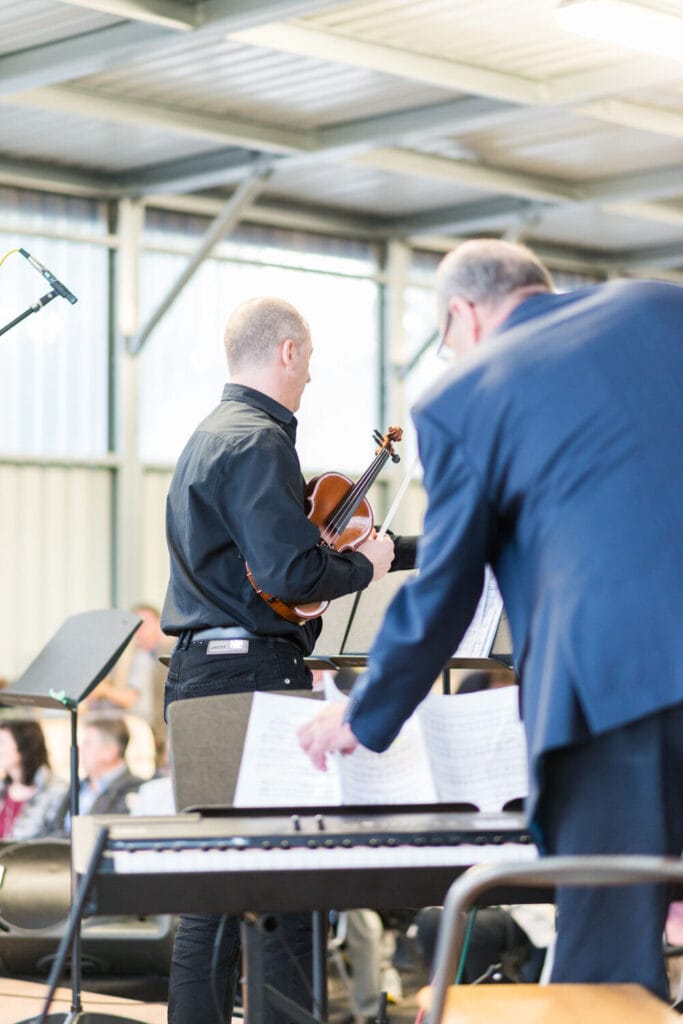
left=428, top=855, right=683, bottom=1024
left=168, top=690, right=321, bottom=812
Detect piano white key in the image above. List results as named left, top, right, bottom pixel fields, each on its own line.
left=111, top=842, right=537, bottom=875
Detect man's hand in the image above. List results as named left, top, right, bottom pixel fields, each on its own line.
left=357, top=532, right=395, bottom=582
left=298, top=702, right=359, bottom=771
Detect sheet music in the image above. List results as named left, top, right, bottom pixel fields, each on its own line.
left=418, top=687, right=528, bottom=811
left=334, top=715, right=437, bottom=805
left=234, top=684, right=527, bottom=812
left=234, top=692, right=341, bottom=807
left=454, top=566, right=504, bottom=658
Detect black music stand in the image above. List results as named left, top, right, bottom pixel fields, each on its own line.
left=309, top=568, right=513, bottom=680
left=0, top=609, right=142, bottom=1024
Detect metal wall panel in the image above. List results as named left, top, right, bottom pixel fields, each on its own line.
left=0, top=461, right=113, bottom=681
left=141, top=467, right=173, bottom=613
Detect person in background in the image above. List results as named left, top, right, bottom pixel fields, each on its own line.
left=85, top=604, right=173, bottom=762
left=0, top=718, right=67, bottom=840
left=300, top=239, right=683, bottom=1001
left=53, top=715, right=145, bottom=834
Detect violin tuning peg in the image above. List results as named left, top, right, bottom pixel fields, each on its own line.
left=391, top=453, right=401, bottom=463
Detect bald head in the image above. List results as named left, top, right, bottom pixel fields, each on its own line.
left=437, top=239, right=553, bottom=320
left=224, top=297, right=311, bottom=375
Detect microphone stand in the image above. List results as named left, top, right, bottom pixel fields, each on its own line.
left=0, top=289, right=59, bottom=337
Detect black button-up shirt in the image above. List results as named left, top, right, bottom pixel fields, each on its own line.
left=161, top=383, right=375, bottom=655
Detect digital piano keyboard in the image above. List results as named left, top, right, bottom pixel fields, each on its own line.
left=72, top=806, right=538, bottom=916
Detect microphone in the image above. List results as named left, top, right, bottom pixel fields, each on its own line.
left=19, top=248, right=78, bottom=305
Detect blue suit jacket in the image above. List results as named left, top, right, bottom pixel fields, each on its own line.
left=347, top=279, right=683, bottom=817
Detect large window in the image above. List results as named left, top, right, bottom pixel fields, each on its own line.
left=138, top=212, right=382, bottom=473
left=0, top=189, right=110, bottom=457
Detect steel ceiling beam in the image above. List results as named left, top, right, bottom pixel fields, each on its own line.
left=383, top=196, right=550, bottom=238
left=231, top=22, right=545, bottom=104
left=0, top=22, right=173, bottom=95
left=604, top=201, right=683, bottom=229
left=0, top=156, right=116, bottom=196
left=7, top=88, right=520, bottom=161
left=576, top=99, right=683, bottom=140
left=8, top=86, right=313, bottom=154
left=354, top=149, right=580, bottom=204
left=59, top=0, right=195, bottom=29
left=231, top=21, right=683, bottom=135
left=196, top=0, right=346, bottom=28
left=586, top=163, right=683, bottom=204
left=613, top=240, right=683, bottom=270
left=117, top=149, right=273, bottom=196
left=315, top=96, right=523, bottom=153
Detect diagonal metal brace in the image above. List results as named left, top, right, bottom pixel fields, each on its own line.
left=128, top=163, right=272, bottom=354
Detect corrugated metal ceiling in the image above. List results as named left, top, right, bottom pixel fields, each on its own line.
left=81, top=39, right=452, bottom=127
left=0, top=0, right=680, bottom=272
left=0, top=0, right=119, bottom=54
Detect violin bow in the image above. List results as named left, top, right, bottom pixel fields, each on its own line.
left=377, top=452, right=421, bottom=540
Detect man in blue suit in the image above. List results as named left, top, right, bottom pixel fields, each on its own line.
left=299, top=239, right=683, bottom=1000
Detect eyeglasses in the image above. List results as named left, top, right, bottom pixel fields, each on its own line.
left=435, top=310, right=454, bottom=362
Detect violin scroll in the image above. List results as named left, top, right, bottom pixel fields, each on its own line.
left=373, top=426, right=402, bottom=464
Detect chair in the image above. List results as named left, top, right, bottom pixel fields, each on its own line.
left=423, top=855, right=683, bottom=1024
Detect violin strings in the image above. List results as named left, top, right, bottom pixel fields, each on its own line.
left=323, top=448, right=390, bottom=540
left=323, top=460, right=381, bottom=540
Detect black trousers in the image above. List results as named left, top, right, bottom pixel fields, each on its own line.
left=165, top=637, right=313, bottom=1024
left=538, top=702, right=683, bottom=1001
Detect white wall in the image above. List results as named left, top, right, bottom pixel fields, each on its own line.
left=0, top=460, right=113, bottom=680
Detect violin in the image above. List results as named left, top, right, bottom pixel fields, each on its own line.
left=246, top=426, right=402, bottom=625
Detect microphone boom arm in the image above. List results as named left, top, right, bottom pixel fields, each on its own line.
left=0, top=289, right=60, bottom=338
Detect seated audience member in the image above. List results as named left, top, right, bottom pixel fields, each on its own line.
left=85, top=604, right=173, bottom=757
left=0, top=718, right=68, bottom=840
left=341, top=908, right=403, bottom=1023
left=54, top=716, right=145, bottom=834
left=414, top=903, right=551, bottom=985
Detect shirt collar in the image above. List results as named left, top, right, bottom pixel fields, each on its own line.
left=221, top=382, right=298, bottom=443
left=83, top=762, right=126, bottom=796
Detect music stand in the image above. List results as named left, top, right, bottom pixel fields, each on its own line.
left=0, top=609, right=143, bottom=1024
left=310, top=568, right=513, bottom=678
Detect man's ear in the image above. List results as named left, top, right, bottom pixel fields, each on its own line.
left=449, top=296, right=482, bottom=350
left=280, top=337, right=296, bottom=367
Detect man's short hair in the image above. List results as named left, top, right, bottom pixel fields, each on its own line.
left=85, top=716, right=130, bottom=759
left=437, top=239, right=554, bottom=309
left=224, top=297, right=310, bottom=373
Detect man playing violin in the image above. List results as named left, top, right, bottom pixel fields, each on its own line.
left=161, top=296, right=401, bottom=1024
